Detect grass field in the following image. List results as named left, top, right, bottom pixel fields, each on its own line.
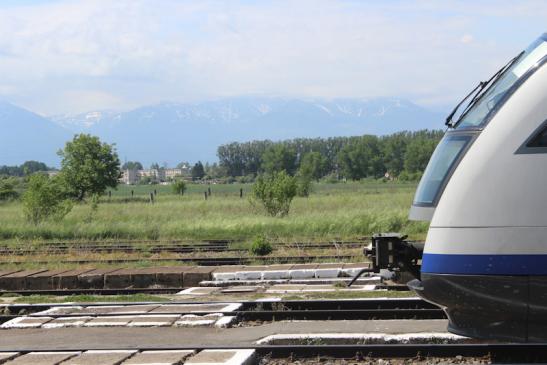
left=0, top=181, right=428, bottom=245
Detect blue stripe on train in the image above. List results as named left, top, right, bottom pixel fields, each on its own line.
left=421, top=253, right=547, bottom=275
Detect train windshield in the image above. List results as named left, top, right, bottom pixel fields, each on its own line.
left=413, top=134, right=471, bottom=205
left=456, top=36, right=547, bottom=129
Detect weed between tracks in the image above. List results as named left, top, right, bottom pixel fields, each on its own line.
left=11, top=293, right=169, bottom=304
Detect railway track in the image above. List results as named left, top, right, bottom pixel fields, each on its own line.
left=0, top=298, right=442, bottom=324
left=0, top=240, right=366, bottom=256
left=1, top=254, right=357, bottom=266
left=1, top=344, right=546, bottom=362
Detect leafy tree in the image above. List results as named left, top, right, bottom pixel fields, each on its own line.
left=22, top=174, right=72, bottom=224
left=261, top=144, right=297, bottom=175
left=150, top=163, right=161, bottom=170
left=122, top=161, right=143, bottom=170
left=338, top=136, right=382, bottom=180
left=21, top=161, right=49, bottom=175
left=172, top=179, right=187, bottom=195
left=296, top=173, right=313, bottom=197
left=58, top=134, right=121, bottom=201
left=0, top=178, right=19, bottom=201
left=299, top=152, right=327, bottom=181
left=404, top=138, right=438, bottom=173
left=192, top=161, right=205, bottom=180
left=251, top=171, right=297, bottom=217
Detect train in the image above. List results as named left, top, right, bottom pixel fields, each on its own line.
left=368, top=33, right=547, bottom=342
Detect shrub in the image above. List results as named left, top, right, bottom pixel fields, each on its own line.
left=296, top=174, right=313, bottom=197
left=0, top=178, right=19, bottom=201
left=250, top=235, right=273, bottom=256
left=251, top=171, right=297, bottom=217
left=22, top=174, right=73, bottom=224
left=172, top=179, right=187, bottom=195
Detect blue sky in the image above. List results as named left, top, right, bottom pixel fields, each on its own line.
left=0, top=0, right=545, bottom=115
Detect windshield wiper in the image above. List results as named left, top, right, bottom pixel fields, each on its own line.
left=445, top=50, right=525, bottom=128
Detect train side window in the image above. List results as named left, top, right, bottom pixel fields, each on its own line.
left=528, top=124, right=547, bottom=147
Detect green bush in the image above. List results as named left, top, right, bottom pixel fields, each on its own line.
left=251, top=171, right=297, bottom=217
left=250, top=235, right=273, bottom=256
left=0, top=178, right=19, bottom=201
left=172, top=179, right=187, bottom=195
left=22, top=174, right=73, bottom=224
left=296, top=174, right=313, bottom=197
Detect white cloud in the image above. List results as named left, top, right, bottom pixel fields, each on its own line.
left=0, top=0, right=545, bottom=114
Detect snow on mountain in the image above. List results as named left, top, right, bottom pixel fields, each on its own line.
left=3, top=97, right=444, bottom=167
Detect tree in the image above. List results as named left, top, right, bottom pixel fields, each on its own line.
left=192, top=161, right=205, bottom=180
left=0, top=177, right=19, bottom=201
left=122, top=161, right=143, bottom=170
left=404, top=138, right=438, bottom=173
left=172, top=179, right=187, bottom=195
left=58, top=134, right=121, bottom=201
left=338, top=136, right=382, bottom=180
left=22, top=174, right=72, bottom=224
left=261, top=144, right=297, bottom=175
left=299, top=152, right=327, bottom=180
left=251, top=171, right=297, bottom=217
left=150, top=162, right=161, bottom=170
left=21, top=161, right=49, bottom=175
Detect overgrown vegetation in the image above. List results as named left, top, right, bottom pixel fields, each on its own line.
left=249, top=235, right=273, bottom=256
left=172, top=179, right=187, bottom=195
left=22, top=174, right=72, bottom=224
left=0, top=181, right=428, bottom=243
left=251, top=171, right=297, bottom=217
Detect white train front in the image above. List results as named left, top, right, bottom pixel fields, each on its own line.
left=408, top=33, right=547, bottom=342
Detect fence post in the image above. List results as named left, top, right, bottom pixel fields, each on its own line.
left=208, top=186, right=211, bottom=197
left=131, top=190, right=134, bottom=197
left=150, top=192, right=154, bottom=204
left=204, top=191, right=208, bottom=200
left=240, top=188, right=243, bottom=198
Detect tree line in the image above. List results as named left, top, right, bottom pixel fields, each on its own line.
left=217, top=129, right=444, bottom=180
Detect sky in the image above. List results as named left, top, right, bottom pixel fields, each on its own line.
left=0, top=0, right=545, bottom=115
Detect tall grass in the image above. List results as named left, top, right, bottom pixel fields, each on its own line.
left=0, top=181, right=428, bottom=243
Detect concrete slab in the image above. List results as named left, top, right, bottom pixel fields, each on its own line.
left=78, top=269, right=122, bottom=289
left=0, top=270, right=22, bottom=278
left=83, top=316, right=135, bottom=327
left=211, top=266, right=245, bottom=281
left=104, top=269, right=133, bottom=289
left=155, top=266, right=191, bottom=288
left=288, top=264, right=317, bottom=279
left=220, top=286, right=259, bottom=294
left=51, top=269, right=95, bottom=289
left=0, top=352, right=19, bottom=363
left=234, top=266, right=268, bottom=281
left=1, top=316, right=53, bottom=329
left=0, top=269, right=48, bottom=291
left=341, top=263, right=371, bottom=277
left=62, top=350, right=137, bottom=365
left=42, top=317, right=93, bottom=329
left=33, top=306, right=84, bottom=316
left=3, top=352, right=80, bottom=365
left=25, top=269, right=72, bottom=290
left=127, top=315, right=180, bottom=327
left=150, top=303, right=240, bottom=314
left=214, top=316, right=237, bottom=328
left=266, top=284, right=377, bottom=293
left=185, top=349, right=255, bottom=365
left=262, top=265, right=293, bottom=279
left=314, top=268, right=341, bottom=278
left=174, top=314, right=223, bottom=327
left=77, top=305, right=159, bottom=315
left=183, top=267, right=215, bottom=287
left=176, top=287, right=219, bottom=296
left=121, top=350, right=194, bottom=365
left=0, top=320, right=450, bottom=350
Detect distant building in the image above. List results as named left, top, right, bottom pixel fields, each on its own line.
left=46, top=170, right=59, bottom=178
left=120, top=169, right=139, bottom=184
left=164, top=168, right=183, bottom=180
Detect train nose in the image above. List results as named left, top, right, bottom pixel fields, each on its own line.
left=408, top=273, right=529, bottom=342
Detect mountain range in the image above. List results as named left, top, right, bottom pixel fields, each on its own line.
left=1, top=97, right=445, bottom=167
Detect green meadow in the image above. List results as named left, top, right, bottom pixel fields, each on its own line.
left=0, top=181, right=427, bottom=245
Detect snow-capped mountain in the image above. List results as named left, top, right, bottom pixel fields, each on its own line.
left=2, top=97, right=445, bottom=166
